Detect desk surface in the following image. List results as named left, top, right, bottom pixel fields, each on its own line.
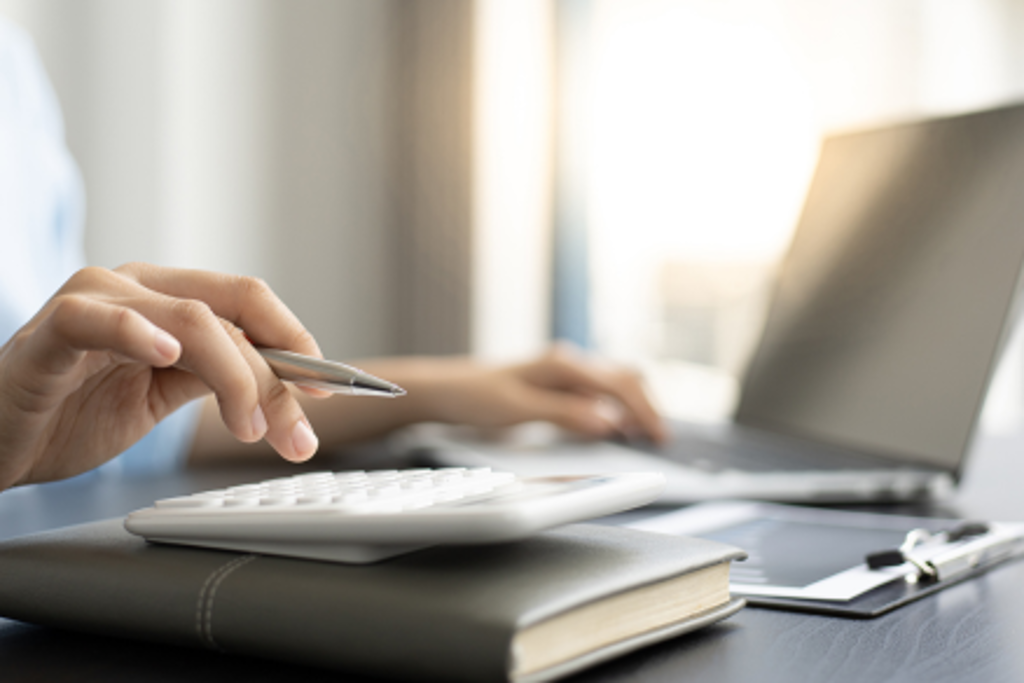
left=2, top=433, right=1023, bottom=683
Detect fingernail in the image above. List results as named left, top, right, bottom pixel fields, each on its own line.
left=153, top=329, right=181, bottom=362
left=291, top=420, right=318, bottom=460
left=251, top=405, right=267, bottom=438
left=594, top=400, right=623, bottom=427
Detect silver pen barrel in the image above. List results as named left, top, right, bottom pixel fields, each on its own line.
left=256, top=348, right=406, bottom=397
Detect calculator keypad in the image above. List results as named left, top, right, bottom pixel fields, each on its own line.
left=154, top=468, right=517, bottom=514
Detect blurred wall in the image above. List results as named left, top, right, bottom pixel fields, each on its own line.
left=0, top=0, right=475, bottom=360
left=774, top=0, right=1024, bottom=132
left=9, top=0, right=1024, bottom=382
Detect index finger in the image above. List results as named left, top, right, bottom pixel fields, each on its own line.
left=116, top=263, right=321, bottom=358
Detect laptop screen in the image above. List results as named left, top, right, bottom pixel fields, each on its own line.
left=735, top=103, right=1024, bottom=474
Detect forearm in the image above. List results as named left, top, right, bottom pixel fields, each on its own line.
left=297, top=357, right=459, bottom=443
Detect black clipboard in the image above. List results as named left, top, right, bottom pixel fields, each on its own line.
left=742, top=554, right=1021, bottom=618
left=629, top=501, right=1024, bottom=619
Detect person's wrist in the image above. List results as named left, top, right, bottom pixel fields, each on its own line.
left=386, top=357, right=478, bottom=425
left=394, top=372, right=460, bottom=425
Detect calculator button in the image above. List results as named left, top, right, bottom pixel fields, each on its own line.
left=369, top=484, right=401, bottom=498
left=400, top=497, right=435, bottom=511
left=228, top=489, right=264, bottom=500
left=223, top=497, right=260, bottom=508
left=432, top=490, right=466, bottom=503
left=296, top=473, right=334, bottom=483
left=259, top=495, right=298, bottom=506
left=336, top=490, right=369, bottom=504
left=297, top=494, right=334, bottom=505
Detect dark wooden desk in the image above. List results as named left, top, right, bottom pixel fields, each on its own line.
left=2, top=433, right=1023, bottom=683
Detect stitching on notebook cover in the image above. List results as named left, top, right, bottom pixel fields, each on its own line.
left=195, top=554, right=257, bottom=651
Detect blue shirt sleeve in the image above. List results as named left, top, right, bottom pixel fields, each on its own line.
left=0, top=18, right=200, bottom=477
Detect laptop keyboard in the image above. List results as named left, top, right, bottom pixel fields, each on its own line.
left=629, top=420, right=911, bottom=473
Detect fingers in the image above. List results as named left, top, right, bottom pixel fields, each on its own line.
left=513, top=387, right=625, bottom=439
left=40, top=265, right=322, bottom=461
left=223, top=322, right=319, bottom=462
left=116, top=263, right=321, bottom=358
left=7, top=296, right=180, bottom=412
left=28, top=295, right=181, bottom=373
left=127, top=293, right=319, bottom=461
left=525, top=344, right=669, bottom=444
left=117, top=294, right=268, bottom=444
left=121, top=264, right=331, bottom=397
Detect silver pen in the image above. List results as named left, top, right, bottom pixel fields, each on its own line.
left=256, top=348, right=406, bottom=397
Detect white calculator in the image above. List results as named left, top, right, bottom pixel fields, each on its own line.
left=125, top=468, right=666, bottom=563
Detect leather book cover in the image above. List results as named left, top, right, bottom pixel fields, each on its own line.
left=0, top=519, right=744, bottom=682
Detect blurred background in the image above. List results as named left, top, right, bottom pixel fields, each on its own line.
left=3, top=0, right=1024, bottom=430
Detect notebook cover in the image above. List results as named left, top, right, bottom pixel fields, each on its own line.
left=0, top=519, right=744, bottom=682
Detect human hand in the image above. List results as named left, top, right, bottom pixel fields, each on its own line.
left=0, top=264, right=325, bottom=490
left=409, top=344, right=669, bottom=444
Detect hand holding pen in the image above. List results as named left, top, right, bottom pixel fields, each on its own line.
left=0, top=263, right=403, bottom=491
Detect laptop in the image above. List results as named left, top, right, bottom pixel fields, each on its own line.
left=416, top=102, right=1024, bottom=504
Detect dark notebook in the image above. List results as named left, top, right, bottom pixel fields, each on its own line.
left=0, top=519, right=744, bottom=682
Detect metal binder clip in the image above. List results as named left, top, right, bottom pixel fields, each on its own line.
left=866, top=528, right=938, bottom=582
left=865, top=522, right=994, bottom=583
